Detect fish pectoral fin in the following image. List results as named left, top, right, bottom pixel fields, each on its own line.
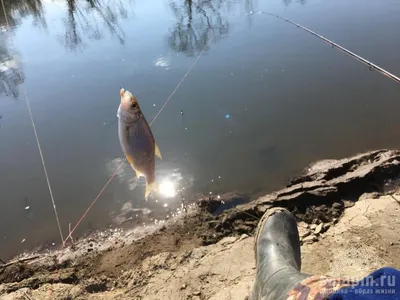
left=145, top=181, right=158, bottom=200
left=135, top=170, right=144, bottom=179
left=125, top=154, right=144, bottom=179
left=125, top=153, right=134, bottom=166
left=155, top=143, right=162, bottom=160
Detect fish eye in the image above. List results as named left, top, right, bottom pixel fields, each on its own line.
left=131, top=103, right=138, bottom=109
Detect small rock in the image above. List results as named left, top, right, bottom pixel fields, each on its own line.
left=235, top=224, right=251, bottom=233
left=180, top=283, right=187, bottom=290
left=193, top=291, right=201, bottom=296
left=390, top=242, right=394, bottom=246
left=314, top=224, right=323, bottom=234
left=69, top=286, right=84, bottom=298
left=240, top=234, right=249, bottom=241
left=297, top=222, right=309, bottom=229
left=332, top=218, right=338, bottom=224
left=298, top=226, right=311, bottom=239
left=343, top=200, right=355, bottom=208
left=310, top=224, right=317, bottom=230
left=332, top=202, right=343, bottom=209
left=302, top=235, right=318, bottom=244
left=359, top=192, right=380, bottom=200
left=313, top=206, right=323, bottom=212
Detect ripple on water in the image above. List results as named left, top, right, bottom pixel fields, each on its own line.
left=153, top=55, right=171, bottom=70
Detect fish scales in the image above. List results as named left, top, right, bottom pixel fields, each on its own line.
left=117, top=88, right=161, bottom=199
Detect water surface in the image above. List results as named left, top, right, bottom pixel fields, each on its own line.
left=0, top=0, right=399, bottom=259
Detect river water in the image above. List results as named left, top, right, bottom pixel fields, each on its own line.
left=0, top=0, right=399, bottom=259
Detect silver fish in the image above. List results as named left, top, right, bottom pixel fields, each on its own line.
left=117, top=88, right=162, bottom=199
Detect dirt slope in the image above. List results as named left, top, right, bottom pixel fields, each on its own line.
left=1, top=149, right=400, bottom=300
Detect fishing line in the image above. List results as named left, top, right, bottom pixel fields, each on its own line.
left=63, top=49, right=205, bottom=245
left=254, top=11, right=400, bottom=84
left=0, top=0, right=65, bottom=243
left=68, top=11, right=400, bottom=246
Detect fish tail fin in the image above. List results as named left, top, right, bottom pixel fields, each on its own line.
left=145, top=181, right=158, bottom=200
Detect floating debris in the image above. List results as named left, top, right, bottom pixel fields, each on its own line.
left=153, top=104, right=156, bottom=107
left=217, top=195, right=221, bottom=199
left=21, top=239, right=26, bottom=243
left=218, top=176, right=221, bottom=179
left=225, top=114, right=230, bottom=119
left=180, top=110, right=184, bottom=115
left=153, top=56, right=171, bottom=69
left=52, top=242, right=55, bottom=246
left=24, top=206, right=30, bottom=210
left=185, top=127, right=188, bottom=130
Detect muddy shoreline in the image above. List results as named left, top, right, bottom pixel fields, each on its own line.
left=1, top=149, right=400, bottom=299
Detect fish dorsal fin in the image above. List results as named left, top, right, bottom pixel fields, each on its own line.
left=155, top=143, right=162, bottom=159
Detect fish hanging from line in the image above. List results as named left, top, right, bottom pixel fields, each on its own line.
left=117, top=88, right=162, bottom=199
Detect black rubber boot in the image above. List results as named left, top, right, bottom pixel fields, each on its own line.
left=251, top=207, right=311, bottom=300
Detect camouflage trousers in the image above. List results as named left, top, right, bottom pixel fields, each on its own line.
left=287, top=275, right=356, bottom=300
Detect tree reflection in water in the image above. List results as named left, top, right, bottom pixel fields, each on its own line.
left=0, top=0, right=134, bottom=98
left=0, top=32, right=23, bottom=99
left=0, top=0, right=45, bottom=29
left=63, top=0, right=132, bottom=51
left=168, top=0, right=229, bottom=56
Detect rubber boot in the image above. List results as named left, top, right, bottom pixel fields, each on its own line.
left=251, top=207, right=311, bottom=300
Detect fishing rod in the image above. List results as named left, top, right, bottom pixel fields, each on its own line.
left=253, top=11, right=400, bottom=85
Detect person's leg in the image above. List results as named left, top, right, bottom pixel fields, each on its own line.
left=251, top=207, right=310, bottom=300
left=251, top=208, right=352, bottom=300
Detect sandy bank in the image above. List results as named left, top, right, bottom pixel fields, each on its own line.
left=1, top=149, right=400, bottom=300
